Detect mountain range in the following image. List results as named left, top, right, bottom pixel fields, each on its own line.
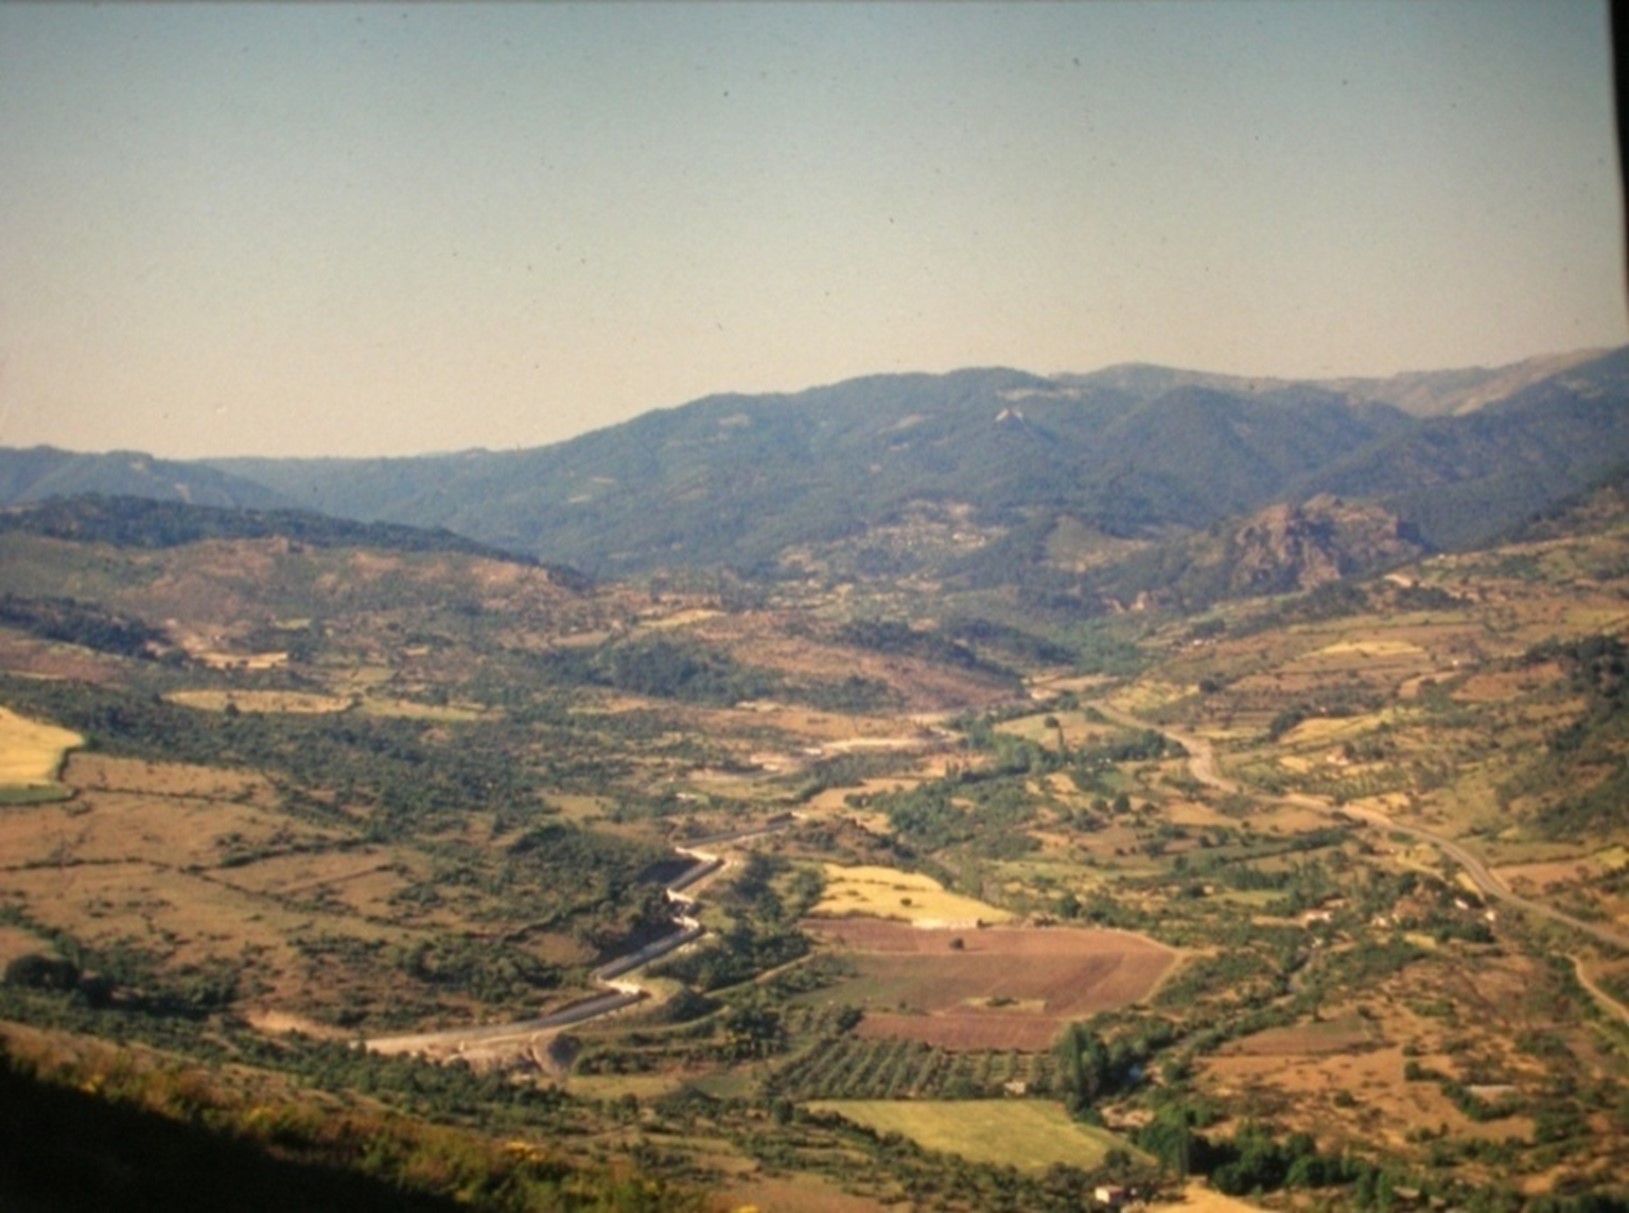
left=4, top=347, right=1627, bottom=607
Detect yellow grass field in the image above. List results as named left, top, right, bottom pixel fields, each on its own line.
left=359, top=698, right=488, bottom=721
left=1278, top=712, right=1388, bottom=747
left=1028, top=674, right=1115, bottom=697
left=0, top=707, right=83, bottom=787
left=1313, top=639, right=1426, bottom=659
left=566, top=1072, right=699, bottom=1102
left=634, top=608, right=721, bottom=631
left=1106, top=681, right=1191, bottom=715
left=813, top=864, right=1013, bottom=925
left=721, top=1173, right=889, bottom=1213
left=193, top=650, right=289, bottom=671
left=167, top=689, right=351, bottom=714
left=804, top=776, right=924, bottom=816
left=547, top=794, right=613, bottom=824
left=1249, top=802, right=1339, bottom=834
left=806, top=1099, right=1130, bottom=1171
left=996, top=710, right=1122, bottom=749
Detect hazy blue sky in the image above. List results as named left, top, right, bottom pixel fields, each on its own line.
left=1, top=1, right=1622, bottom=458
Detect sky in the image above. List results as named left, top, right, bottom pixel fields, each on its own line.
left=0, top=1, right=1623, bottom=459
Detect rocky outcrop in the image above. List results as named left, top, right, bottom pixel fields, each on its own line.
left=1228, top=496, right=1425, bottom=595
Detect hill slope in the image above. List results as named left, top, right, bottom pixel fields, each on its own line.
left=208, top=369, right=1413, bottom=576
left=0, top=447, right=292, bottom=511
left=3, top=348, right=1625, bottom=594
left=1296, top=347, right=1629, bottom=548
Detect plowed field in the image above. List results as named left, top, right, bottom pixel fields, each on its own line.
left=803, top=918, right=1178, bottom=1050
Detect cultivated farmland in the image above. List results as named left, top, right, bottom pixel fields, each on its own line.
left=0, top=706, right=82, bottom=798
left=812, top=863, right=1013, bottom=925
left=802, top=917, right=1178, bottom=1050
left=806, top=1099, right=1132, bottom=1172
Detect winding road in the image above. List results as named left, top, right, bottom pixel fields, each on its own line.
left=1094, top=701, right=1629, bottom=1022
left=364, top=820, right=793, bottom=1062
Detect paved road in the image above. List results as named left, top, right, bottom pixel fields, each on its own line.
left=364, top=825, right=789, bottom=1058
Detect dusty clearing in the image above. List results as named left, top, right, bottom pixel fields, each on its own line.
left=241, top=1007, right=351, bottom=1040
left=1150, top=1182, right=1267, bottom=1212
left=804, top=918, right=1176, bottom=1050
left=0, top=706, right=83, bottom=786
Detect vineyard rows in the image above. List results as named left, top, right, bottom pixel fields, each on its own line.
left=772, top=1017, right=1058, bottom=1102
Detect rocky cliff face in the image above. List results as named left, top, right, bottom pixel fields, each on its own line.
left=1228, top=496, right=1425, bottom=596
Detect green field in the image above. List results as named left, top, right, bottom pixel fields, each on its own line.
left=807, top=1099, right=1133, bottom=1171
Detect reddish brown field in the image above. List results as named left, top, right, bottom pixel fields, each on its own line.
left=803, top=919, right=1177, bottom=1051
left=0, top=634, right=131, bottom=684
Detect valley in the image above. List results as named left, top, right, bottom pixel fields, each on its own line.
left=1, top=364, right=1628, bottom=1211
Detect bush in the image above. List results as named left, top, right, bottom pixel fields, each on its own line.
left=3, top=954, right=81, bottom=992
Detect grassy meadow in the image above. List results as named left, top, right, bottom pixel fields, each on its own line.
left=807, top=1099, right=1133, bottom=1171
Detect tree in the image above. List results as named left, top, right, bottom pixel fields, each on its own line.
left=1138, top=1105, right=1204, bottom=1179
left=723, top=1001, right=783, bottom=1060
left=3, top=953, right=80, bottom=992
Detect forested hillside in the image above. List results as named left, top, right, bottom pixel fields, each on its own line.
left=5, top=349, right=1624, bottom=601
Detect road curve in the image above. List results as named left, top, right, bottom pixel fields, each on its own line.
left=1094, top=701, right=1629, bottom=960
left=364, top=821, right=793, bottom=1059
left=1572, top=956, right=1629, bottom=1028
